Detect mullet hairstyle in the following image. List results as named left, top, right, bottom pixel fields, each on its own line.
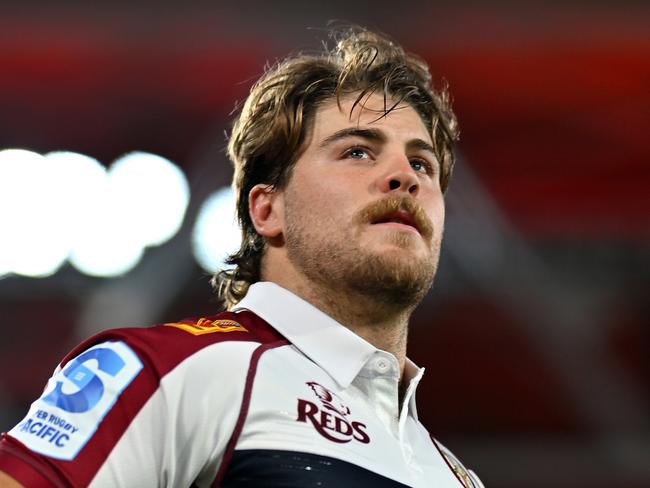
left=214, top=26, right=460, bottom=308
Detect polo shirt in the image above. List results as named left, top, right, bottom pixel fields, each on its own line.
left=0, top=282, right=483, bottom=487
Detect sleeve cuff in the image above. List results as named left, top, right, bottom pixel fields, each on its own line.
left=0, top=433, right=67, bottom=488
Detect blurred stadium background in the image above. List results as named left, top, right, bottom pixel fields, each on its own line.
left=1, top=1, right=648, bottom=487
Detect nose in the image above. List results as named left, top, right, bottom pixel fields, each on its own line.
left=378, top=156, right=420, bottom=196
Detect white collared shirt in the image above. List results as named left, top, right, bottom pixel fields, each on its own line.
left=3, top=281, right=484, bottom=487
left=235, top=282, right=423, bottom=438
left=231, top=281, right=484, bottom=487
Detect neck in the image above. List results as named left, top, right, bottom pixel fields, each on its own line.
left=264, top=253, right=414, bottom=377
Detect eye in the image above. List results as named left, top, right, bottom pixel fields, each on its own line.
left=410, top=158, right=432, bottom=175
left=344, top=147, right=371, bottom=160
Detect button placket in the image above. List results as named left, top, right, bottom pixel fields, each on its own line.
left=358, top=353, right=401, bottom=437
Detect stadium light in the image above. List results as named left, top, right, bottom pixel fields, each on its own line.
left=107, top=152, right=190, bottom=247
left=0, top=149, right=68, bottom=278
left=0, top=149, right=190, bottom=279
left=70, top=151, right=190, bottom=277
left=192, top=187, right=241, bottom=273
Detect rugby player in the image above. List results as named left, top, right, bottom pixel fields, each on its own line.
left=0, top=26, right=483, bottom=487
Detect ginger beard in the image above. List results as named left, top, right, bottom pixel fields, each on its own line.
left=284, top=193, right=442, bottom=309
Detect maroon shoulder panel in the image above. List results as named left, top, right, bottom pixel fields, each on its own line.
left=0, top=309, right=285, bottom=487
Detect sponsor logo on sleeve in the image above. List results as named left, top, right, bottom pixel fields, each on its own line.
left=8, top=341, right=143, bottom=461
left=296, top=381, right=370, bottom=444
left=164, top=318, right=248, bottom=335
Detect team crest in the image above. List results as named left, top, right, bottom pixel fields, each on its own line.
left=437, top=441, right=477, bottom=488
left=296, top=381, right=370, bottom=444
left=164, top=318, right=248, bottom=335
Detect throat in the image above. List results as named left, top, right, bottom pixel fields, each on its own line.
left=292, top=281, right=410, bottom=371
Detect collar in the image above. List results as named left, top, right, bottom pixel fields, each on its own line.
left=233, top=281, right=424, bottom=402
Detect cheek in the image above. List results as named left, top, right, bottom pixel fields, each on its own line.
left=286, top=166, right=365, bottom=232
left=438, top=201, right=446, bottom=226
left=423, top=188, right=445, bottom=220
left=286, top=183, right=345, bottom=230
left=301, top=178, right=354, bottom=216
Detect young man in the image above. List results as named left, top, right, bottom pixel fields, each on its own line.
left=0, top=27, right=484, bottom=487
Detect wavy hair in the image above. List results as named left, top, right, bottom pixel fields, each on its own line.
left=214, top=26, right=459, bottom=308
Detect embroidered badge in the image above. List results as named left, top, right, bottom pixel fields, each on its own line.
left=437, top=441, right=477, bottom=488
left=296, top=381, right=370, bottom=444
left=164, top=318, right=248, bottom=335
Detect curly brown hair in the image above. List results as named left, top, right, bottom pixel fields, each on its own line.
left=213, top=25, right=459, bottom=308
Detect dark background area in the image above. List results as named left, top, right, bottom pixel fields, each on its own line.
left=1, top=2, right=649, bottom=487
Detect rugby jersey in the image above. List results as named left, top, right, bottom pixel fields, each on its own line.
left=0, top=282, right=483, bottom=487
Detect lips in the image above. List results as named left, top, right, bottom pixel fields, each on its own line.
left=372, top=210, right=420, bottom=233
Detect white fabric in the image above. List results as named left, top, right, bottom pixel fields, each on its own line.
left=6, top=281, right=483, bottom=487
left=233, top=281, right=481, bottom=487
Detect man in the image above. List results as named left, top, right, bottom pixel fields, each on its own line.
left=0, top=26, right=483, bottom=487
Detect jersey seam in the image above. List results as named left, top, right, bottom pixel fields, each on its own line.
left=211, top=339, right=290, bottom=487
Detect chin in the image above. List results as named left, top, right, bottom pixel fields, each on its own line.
left=349, top=249, right=438, bottom=307
left=370, top=236, right=432, bottom=262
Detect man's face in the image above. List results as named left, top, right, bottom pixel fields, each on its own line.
left=279, top=93, right=446, bottom=306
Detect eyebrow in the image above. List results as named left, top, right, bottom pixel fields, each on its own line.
left=406, top=138, right=436, bottom=157
left=319, top=127, right=386, bottom=148
left=319, top=127, right=436, bottom=157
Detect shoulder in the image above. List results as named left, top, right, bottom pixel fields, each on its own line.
left=58, top=309, right=284, bottom=376
left=1, top=310, right=286, bottom=485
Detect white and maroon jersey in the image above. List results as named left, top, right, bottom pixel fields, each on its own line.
left=0, top=282, right=484, bottom=487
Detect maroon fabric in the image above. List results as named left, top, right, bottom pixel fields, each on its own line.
left=0, top=434, right=67, bottom=488
left=0, top=310, right=285, bottom=487
left=211, top=340, right=290, bottom=486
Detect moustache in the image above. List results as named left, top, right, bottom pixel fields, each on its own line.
left=356, top=196, right=434, bottom=240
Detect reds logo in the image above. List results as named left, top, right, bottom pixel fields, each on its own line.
left=296, top=381, right=370, bottom=444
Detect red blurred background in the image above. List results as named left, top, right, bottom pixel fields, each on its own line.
left=1, top=2, right=648, bottom=487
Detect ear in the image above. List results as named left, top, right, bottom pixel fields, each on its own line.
left=249, top=183, right=284, bottom=239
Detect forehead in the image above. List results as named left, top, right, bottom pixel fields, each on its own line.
left=310, top=93, right=433, bottom=145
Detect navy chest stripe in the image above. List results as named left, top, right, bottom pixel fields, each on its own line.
left=220, top=449, right=412, bottom=487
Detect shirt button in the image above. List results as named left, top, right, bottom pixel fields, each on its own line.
left=376, top=359, right=389, bottom=372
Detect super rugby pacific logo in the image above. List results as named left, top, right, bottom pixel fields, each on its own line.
left=296, top=382, right=370, bottom=444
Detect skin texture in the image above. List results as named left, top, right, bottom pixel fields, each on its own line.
left=0, top=471, right=22, bottom=488
left=0, top=94, right=445, bottom=486
left=249, top=93, right=445, bottom=379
